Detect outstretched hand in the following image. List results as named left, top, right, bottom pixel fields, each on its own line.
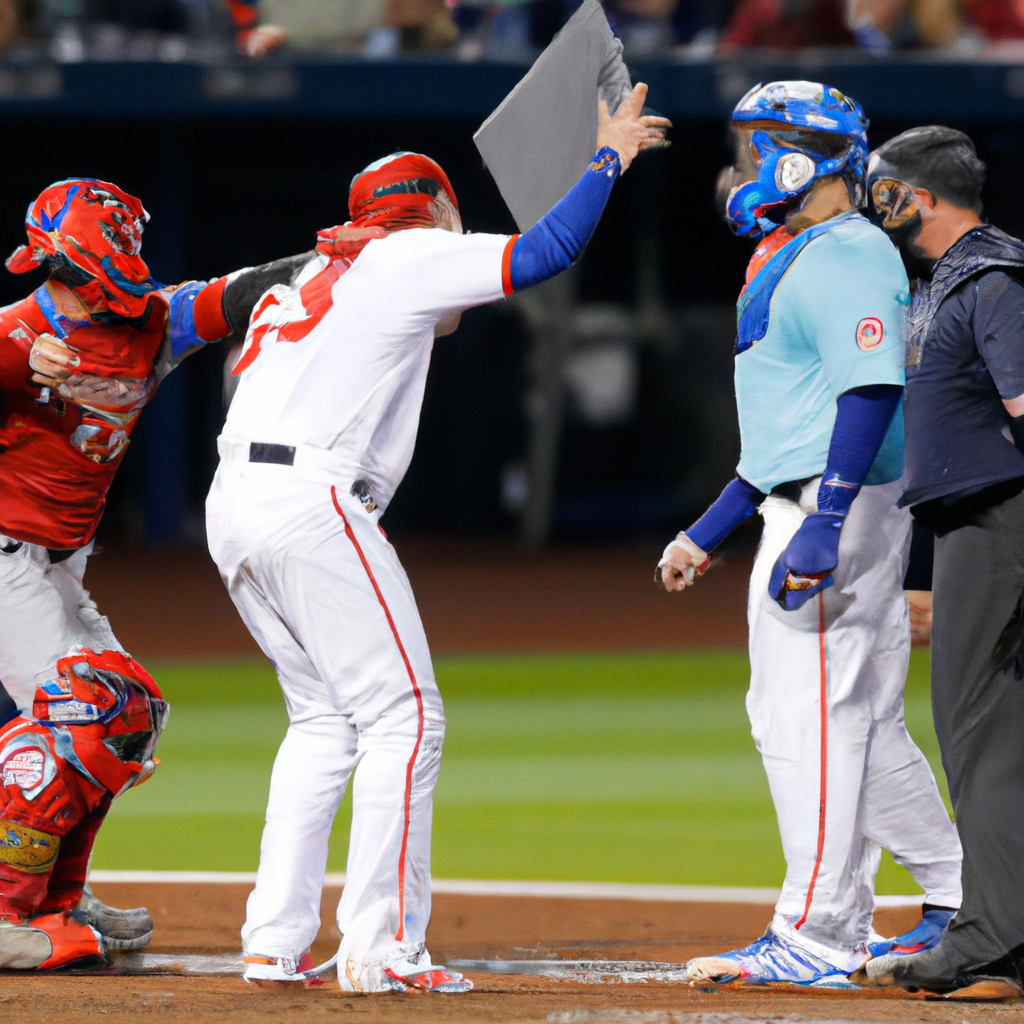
left=597, top=83, right=671, bottom=173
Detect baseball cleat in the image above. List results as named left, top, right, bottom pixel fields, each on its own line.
left=243, top=950, right=325, bottom=988
left=683, top=928, right=857, bottom=988
left=382, top=960, right=473, bottom=993
left=867, top=907, right=955, bottom=959
left=340, top=947, right=473, bottom=994
left=0, top=912, right=108, bottom=971
left=859, top=944, right=1024, bottom=1000
left=76, top=883, right=153, bottom=951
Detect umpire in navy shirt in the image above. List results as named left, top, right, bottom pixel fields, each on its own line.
left=863, top=127, right=1024, bottom=998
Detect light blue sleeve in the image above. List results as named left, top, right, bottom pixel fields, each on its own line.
left=790, top=222, right=909, bottom=396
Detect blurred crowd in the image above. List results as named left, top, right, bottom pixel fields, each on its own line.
left=0, top=0, right=1022, bottom=60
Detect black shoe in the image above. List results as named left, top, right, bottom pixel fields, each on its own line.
left=860, top=942, right=1024, bottom=1001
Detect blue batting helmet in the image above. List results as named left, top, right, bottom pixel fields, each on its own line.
left=725, top=81, right=870, bottom=239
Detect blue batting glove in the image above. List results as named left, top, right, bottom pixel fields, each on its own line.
left=768, top=511, right=845, bottom=611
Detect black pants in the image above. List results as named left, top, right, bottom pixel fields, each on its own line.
left=932, top=486, right=1024, bottom=966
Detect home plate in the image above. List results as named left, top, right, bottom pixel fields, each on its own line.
left=450, top=959, right=692, bottom=984
left=57, top=953, right=247, bottom=976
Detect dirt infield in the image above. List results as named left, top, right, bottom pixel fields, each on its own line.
left=3, top=884, right=1018, bottom=1023
left=82, top=539, right=752, bottom=659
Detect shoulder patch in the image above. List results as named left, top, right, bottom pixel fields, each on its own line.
left=0, top=821, right=60, bottom=873
left=856, top=317, right=884, bottom=351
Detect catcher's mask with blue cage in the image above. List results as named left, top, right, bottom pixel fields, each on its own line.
left=718, top=81, right=870, bottom=239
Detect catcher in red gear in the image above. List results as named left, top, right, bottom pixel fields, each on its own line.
left=0, top=178, right=314, bottom=957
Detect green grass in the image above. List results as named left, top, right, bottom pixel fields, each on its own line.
left=93, top=651, right=947, bottom=894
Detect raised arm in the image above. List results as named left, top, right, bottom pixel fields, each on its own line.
left=503, top=83, right=668, bottom=295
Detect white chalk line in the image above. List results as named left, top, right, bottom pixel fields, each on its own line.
left=87, top=872, right=924, bottom=907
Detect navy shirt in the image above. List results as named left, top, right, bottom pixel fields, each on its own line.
left=901, top=269, right=1024, bottom=509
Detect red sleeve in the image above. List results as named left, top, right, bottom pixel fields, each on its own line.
left=501, top=235, right=519, bottom=297
left=193, top=277, right=231, bottom=342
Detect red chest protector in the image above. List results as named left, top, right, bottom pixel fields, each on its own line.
left=0, top=283, right=169, bottom=549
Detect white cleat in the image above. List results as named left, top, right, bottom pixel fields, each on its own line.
left=684, top=928, right=858, bottom=988
left=243, top=950, right=325, bottom=988
left=340, top=947, right=473, bottom=994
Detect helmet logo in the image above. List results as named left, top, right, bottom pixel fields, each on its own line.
left=776, top=153, right=816, bottom=193
left=856, top=317, right=884, bottom=351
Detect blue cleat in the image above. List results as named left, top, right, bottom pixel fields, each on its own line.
left=867, top=908, right=955, bottom=959
left=683, top=927, right=857, bottom=988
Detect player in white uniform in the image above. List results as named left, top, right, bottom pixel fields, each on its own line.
left=205, top=85, right=667, bottom=993
left=658, top=83, right=962, bottom=986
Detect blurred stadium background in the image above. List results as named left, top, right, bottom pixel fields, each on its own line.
left=7, top=0, right=1009, bottom=893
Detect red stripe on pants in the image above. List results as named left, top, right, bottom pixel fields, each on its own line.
left=332, top=487, right=425, bottom=943
left=795, top=592, right=828, bottom=931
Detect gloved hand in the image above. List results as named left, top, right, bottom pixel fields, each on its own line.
left=658, top=532, right=712, bottom=592
left=768, top=511, right=844, bottom=611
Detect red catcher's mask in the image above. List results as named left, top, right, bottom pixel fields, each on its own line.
left=6, top=179, right=160, bottom=319
left=347, top=152, right=460, bottom=233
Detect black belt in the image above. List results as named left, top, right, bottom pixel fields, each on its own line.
left=770, top=476, right=817, bottom=503
left=249, top=442, right=295, bottom=466
left=247, top=443, right=378, bottom=513
left=0, top=541, right=77, bottom=562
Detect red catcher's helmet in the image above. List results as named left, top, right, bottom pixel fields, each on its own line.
left=6, top=179, right=160, bottom=318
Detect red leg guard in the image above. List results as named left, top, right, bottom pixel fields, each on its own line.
left=38, top=799, right=110, bottom=915
left=27, top=910, right=106, bottom=970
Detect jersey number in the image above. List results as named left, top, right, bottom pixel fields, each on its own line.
left=232, top=259, right=348, bottom=376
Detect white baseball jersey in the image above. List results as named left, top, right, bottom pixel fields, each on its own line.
left=224, top=228, right=511, bottom=509
left=207, top=225, right=512, bottom=985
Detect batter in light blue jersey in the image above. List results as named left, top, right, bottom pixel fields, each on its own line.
left=657, top=82, right=962, bottom=988
left=735, top=212, right=908, bottom=493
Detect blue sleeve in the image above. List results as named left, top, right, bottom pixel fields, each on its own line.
left=817, top=384, right=902, bottom=515
left=686, top=476, right=767, bottom=552
left=167, top=281, right=209, bottom=360
left=507, top=148, right=620, bottom=293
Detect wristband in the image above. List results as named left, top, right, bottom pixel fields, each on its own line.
left=685, top=476, right=766, bottom=553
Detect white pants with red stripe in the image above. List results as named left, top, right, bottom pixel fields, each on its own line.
left=206, top=439, right=443, bottom=985
left=748, top=478, right=962, bottom=968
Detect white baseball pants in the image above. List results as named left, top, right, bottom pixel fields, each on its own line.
left=0, top=540, right=121, bottom=712
left=206, top=440, right=444, bottom=984
left=748, top=478, right=962, bottom=967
